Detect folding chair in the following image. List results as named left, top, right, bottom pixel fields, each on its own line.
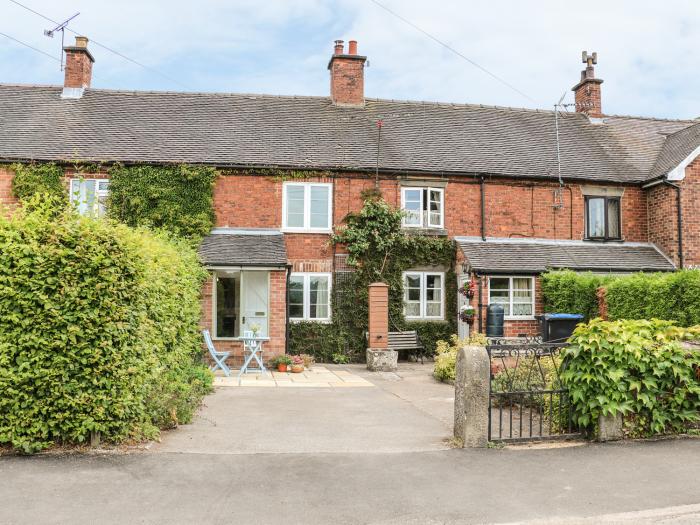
left=202, top=329, right=231, bottom=377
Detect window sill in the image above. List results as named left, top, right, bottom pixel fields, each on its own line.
left=281, top=228, right=333, bottom=235
left=290, top=318, right=332, bottom=324
left=405, top=317, right=447, bottom=322
left=583, top=237, right=624, bottom=243
left=402, top=227, right=448, bottom=237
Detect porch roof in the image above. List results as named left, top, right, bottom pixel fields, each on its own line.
left=456, top=236, right=675, bottom=274
left=199, top=228, right=288, bottom=267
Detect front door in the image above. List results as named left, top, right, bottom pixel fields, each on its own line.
left=240, top=270, right=269, bottom=337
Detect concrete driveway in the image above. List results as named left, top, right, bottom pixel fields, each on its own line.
left=154, top=363, right=455, bottom=455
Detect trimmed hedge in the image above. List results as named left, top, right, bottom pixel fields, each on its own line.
left=0, top=197, right=212, bottom=453
left=541, top=270, right=613, bottom=320
left=563, top=319, right=700, bottom=436
left=542, top=269, right=700, bottom=326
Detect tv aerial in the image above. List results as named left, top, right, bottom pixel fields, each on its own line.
left=43, top=12, right=80, bottom=70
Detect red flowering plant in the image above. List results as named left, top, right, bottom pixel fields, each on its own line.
left=459, top=278, right=477, bottom=299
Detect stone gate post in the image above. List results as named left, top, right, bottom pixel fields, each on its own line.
left=454, top=345, right=490, bottom=447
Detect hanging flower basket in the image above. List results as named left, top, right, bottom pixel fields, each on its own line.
left=458, top=278, right=477, bottom=299
left=459, top=305, right=476, bottom=324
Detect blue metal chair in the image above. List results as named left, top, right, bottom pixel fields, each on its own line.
left=202, top=329, right=231, bottom=377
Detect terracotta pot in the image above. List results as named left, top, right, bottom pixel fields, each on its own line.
left=291, top=364, right=304, bottom=374
left=277, top=363, right=288, bottom=372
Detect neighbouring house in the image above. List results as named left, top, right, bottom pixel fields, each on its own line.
left=1, top=37, right=699, bottom=361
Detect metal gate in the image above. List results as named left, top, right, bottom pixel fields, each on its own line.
left=487, top=341, right=582, bottom=442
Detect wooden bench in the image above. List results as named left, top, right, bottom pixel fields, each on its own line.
left=388, top=331, right=426, bottom=364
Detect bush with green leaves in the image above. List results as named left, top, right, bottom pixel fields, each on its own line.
left=0, top=196, right=212, bottom=453
left=107, top=164, right=218, bottom=241
left=11, top=162, right=67, bottom=203
left=433, top=333, right=488, bottom=382
left=562, top=318, right=700, bottom=436
left=541, top=270, right=614, bottom=320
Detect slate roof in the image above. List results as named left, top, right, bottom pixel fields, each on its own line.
left=649, top=123, right=700, bottom=179
left=0, top=83, right=697, bottom=184
left=457, top=237, right=675, bottom=274
left=198, top=229, right=287, bottom=267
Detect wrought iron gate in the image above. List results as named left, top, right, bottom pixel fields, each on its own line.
left=487, top=342, right=582, bottom=442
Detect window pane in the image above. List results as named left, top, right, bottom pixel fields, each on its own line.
left=425, top=275, right=442, bottom=302
left=403, top=189, right=422, bottom=226
left=289, top=277, right=304, bottom=318
left=286, top=186, right=305, bottom=228
left=428, top=190, right=442, bottom=226
left=97, top=180, right=110, bottom=192
left=426, top=302, right=441, bottom=317
left=405, top=275, right=421, bottom=289
left=309, top=276, right=329, bottom=319
left=513, top=303, right=533, bottom=316
left=607, top=199, right=620, bottom=238
left=405, top=302, right=420, bottom=317
left=587, top=198, right=605, bottom=237
left=512, top=278, right=532, bottom=299
left=216, top=276, right=238, bottom=338
left=309, top=186, right=329, bottom=229
left=97, top=195, right=108, bottom=218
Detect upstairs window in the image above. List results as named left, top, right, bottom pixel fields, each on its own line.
left=282, top=183, right=332, bottom=232
left=585, top=196, right=620, bottom=240
left=70, top=178, right=109, bottom=217
left=401, top=187, right=444, bottom=229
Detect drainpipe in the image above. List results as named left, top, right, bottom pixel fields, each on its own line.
left=285, top=263, right=292, bottom=354
left=480, top=176, right=486, bottom=241
left=663, top=179, right=684, bottom=269
left=477, top=274, right=484, bottom=333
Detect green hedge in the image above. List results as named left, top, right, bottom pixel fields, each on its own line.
left=541, top=270, right=613, bottom=320
left=606, top=271, right=700, bottom=326
left=563, top=319, right=700, bottom=437
left=543, top=269, right=700, bottom=326
left=0, top=197, right=212, bottom=453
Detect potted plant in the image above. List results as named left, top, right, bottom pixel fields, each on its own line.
left=271, top=355, right=293, bottom=372
left=290, top=355, right=305, bottom=373
left=299, top=353, right=315, bottom=370
left=459, top=304, right=476, bottom=324
left=458, top=278, right=477, bottom=299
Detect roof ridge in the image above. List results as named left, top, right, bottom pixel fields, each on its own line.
left=603, top=113, right=699, bottom=124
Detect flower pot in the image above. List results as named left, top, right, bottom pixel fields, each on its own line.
left=277, top=363, right=288, bottom=372
left=291, top=364, right=304, bottom=374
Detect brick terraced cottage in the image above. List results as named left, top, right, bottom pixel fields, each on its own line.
left=1, top=37, right=699, bottom=360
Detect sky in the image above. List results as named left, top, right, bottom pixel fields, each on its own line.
left=1, top=0, right=699, bottom=119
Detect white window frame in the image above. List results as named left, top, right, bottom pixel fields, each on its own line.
left=70, top=178, right=110, bottom=217
left=282, top=182, right=333, bottom=233
left=288, top=272, right=332, bottom=322
left=487, top=276, right=536, bottom=320
left=402, top=271, right=445, bottom=320
left=400, top=187, right=444, bottom=229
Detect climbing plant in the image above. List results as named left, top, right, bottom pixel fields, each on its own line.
left=290, top=195, right=457, bottom=362
left=107, top=164, right=218, bottom=241
left=10, top=163, right=66, bottom=203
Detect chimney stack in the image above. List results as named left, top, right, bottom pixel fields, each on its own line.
left=328, top=39, right=366, bottom=106
left=63, top=36, right=94, bottom=89
left=572, top=51, right=603, bottom=118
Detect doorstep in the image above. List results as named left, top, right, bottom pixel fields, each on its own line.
left=213, top=366, right=374, bottom=388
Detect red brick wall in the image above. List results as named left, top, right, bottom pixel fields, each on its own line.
left=200, top=270, right=287, bottom=367
left=329, top=55, right=365, bottom=106
left=647, top=182, right=679, bottom=266
left=0, top=166, right=17, bottom=209
left=681, top=156, right=700, bottom=268
left=368, top=283, right=389, bottom=349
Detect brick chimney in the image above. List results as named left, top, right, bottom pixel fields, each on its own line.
left=328, top=39, right=367, bottom=106
left=572, top=51, right=603, bottom=118
left=63, top=36, right=94, bottom=89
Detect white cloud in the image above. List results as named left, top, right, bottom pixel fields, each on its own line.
left=1, top=0, right=699, bottom=118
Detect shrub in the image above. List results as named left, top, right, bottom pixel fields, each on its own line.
left=562, top=318, right=700, bottom=436
left=0, top=196, right=212, bottom=453
left=433, top=333, right=487, bottom=382
left=107, top=164, right=218, bottom=241
left=288, top=321, right=351, bottom=363
left=541, top=270, right=613, bottom=320
left=11, top=163, right=66, bottom=203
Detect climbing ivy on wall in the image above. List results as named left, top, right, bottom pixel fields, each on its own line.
left=107, top=164, right=218, bottom=241
left=289, top=195, right=457, bottom=362
left=10, top=163, right=67, bottom=203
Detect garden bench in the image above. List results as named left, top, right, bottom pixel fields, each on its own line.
left=388, top=331, right=426, bottom=364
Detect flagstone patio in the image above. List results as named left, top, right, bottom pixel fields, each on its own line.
left=213, top=365, right=374, bottom=388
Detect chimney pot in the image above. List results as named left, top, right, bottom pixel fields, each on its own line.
left=348, top=40, right=358, bottom=55
left=334, top=40, right=344, bottom=55
left=75, top=36, right=89, bottom=48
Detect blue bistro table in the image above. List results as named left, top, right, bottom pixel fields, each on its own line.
left=237, top=334, right=268, bottom=381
